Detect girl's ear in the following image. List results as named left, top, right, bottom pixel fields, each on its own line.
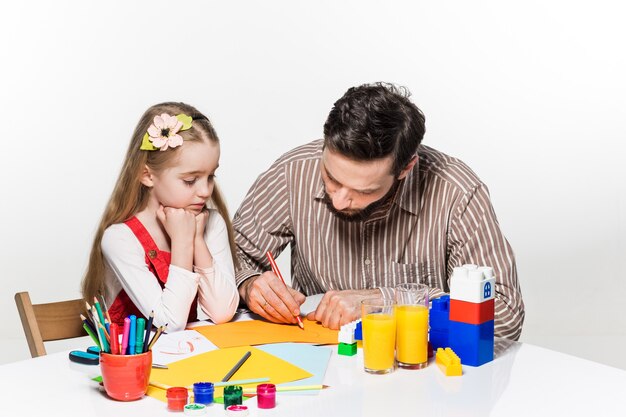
left=140, top=165, right=154, bottom=187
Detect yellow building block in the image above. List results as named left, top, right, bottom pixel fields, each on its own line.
left=436, top=347, right=462, bottom=376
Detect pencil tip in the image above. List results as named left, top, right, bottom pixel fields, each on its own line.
left=322, top=385, right=330, bottom=389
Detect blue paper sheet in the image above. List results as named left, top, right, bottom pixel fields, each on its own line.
left=256, top=343, right=332, bottom=395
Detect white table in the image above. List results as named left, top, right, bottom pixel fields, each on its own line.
left=1, top=334, right=625, bottom=416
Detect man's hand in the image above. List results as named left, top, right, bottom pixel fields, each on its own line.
left=239, top=272, right=306, bottom=324
left=306, top=289, right=382, bottom=330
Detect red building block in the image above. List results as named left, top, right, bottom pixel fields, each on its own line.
left=449, top=298, right=494, bottom=325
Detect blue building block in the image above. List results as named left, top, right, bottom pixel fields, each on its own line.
left=429, top=295, right=450, bottom=350
left=354, top=320, right=362, bottom=341
left=430, top=295, right=450, bottom=330
left=429, top=329, right=449, bottom=352
left=448, top=320, right=494, bottom=367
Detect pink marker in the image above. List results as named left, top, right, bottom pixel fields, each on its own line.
left=121, top=317, right=131, bottom=355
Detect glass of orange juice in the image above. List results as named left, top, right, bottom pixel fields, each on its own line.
left=395, top=283, right=429, bottom=369
left=361, top=298, right=396, bottom=374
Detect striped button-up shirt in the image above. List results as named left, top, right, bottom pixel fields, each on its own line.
left=233, top=139, right=524, bottom=340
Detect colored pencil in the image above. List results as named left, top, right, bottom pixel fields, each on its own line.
left=98, top=294, right=112, bottom=333
left=149, top=377, right=271, bottom=391
left=221, top=351, right=252, bottom=382
left=80, top=314, right=96, bottom=335
left=97, top=323, right=110, bottom=353
left=266, top=251, right=304, bottom=330
left=213, top=377, right=270, bottom=387
left=82, top=323, right=101, bottom=349
left=242, top=384, right=329, bottom=394
left=142, top=311, right=154, bottom=352
left=93, top=296, right=106, bottom=329
left=147, top=324, right=167, bottom=351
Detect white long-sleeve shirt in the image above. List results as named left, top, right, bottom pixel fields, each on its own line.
left=102, top=209, right=239, bottom=332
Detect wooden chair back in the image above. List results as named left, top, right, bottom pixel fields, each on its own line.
left=14, top=291, right=85, bottom=358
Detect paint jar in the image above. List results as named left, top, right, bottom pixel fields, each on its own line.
left=166, top=387, right=189, bottom=412
left=99, top=350, right=152, bottom=401
left=223, top=385, right=243, bottom=409
left=226, top=405, right=249, bottom=416
left=183, top=403, right=207, bottom=415
left=256, top=383, right=276, bottom=409
left=192, top=382, right=214, bottom=405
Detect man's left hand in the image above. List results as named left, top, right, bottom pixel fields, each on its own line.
left=306, top=289, right=382, bottom=329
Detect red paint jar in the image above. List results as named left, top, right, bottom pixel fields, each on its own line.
left=256, top=383, right=276, bottom=409
left=166, top=387, right=189, bottom=412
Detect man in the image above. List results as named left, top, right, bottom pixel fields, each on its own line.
left=233, top=83, right=524, bottom=340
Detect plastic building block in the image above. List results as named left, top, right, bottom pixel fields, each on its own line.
left=449, top=266, right=496, bottom=303
left=429, top=329, right=449, bottom=352
left=430, top=295, right=450, bottom=330
left=338, top=342, right=357, bottom=356
left=435, top=348, right=462, bottom=376
left=449, top=298, right=494, bottom=325
left=448, top=320, right=494, bottom=366
left=354, top=320, right=362, bottom=341
left=429, top=295, right=450, bottom=351
left=338, top=324, right=356, bottom=344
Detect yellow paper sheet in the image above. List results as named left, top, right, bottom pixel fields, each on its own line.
left=147, top=345, right=312, bottom=402
left=193, top=319, right=338, bottom=348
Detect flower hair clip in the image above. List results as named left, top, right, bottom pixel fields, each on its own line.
left=140, top=113, right=193, bottom=151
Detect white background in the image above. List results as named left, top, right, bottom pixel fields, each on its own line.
left=1, top=1, right=624, bottom=369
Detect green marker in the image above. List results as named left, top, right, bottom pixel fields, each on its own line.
left=135, top=318, right=145, bottom=354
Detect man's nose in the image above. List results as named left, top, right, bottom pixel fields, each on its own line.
left=332, top=188, right=351, bottom=210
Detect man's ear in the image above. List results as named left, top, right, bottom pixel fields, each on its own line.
left=140, top=165, right=154, bottom=187
left=397, top=155, right=418, bottom=180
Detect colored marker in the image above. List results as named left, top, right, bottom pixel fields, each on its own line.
left=109, top=323, right=119, bottom=355
left=135, top=318, right=145, bottom=354
left=121, top=317, right=130, bottom=355
left=129, top=315, right=137, bottom=355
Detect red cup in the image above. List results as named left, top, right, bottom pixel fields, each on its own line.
left=100, top=351, right=152, bottom=401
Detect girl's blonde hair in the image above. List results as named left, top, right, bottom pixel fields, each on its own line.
left=81, top=102, right=237, bottom=303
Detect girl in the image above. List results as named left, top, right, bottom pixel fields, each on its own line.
left=81, top=102, right=239, bottom=332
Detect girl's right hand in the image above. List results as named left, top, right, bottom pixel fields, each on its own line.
left=156, top=205, right=197, bottom=245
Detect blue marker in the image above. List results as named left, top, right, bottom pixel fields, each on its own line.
left=128, top=315, right=137, bottom=355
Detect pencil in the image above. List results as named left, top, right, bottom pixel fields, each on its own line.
left=242, top=384, right=329, bottom=394
left=147, top=324, right=167, bottom=351
left=98, top=293, right=112, bottom=332
left=82, top=323, right=101, bottom=349
left=266, top=251, right=305, bottom=330
left=221, top=351, right=252, bottom=382
left=149, top=377, right=271, bottom=391
left=142, top=311, right=154, bottom=352
left=93, top=296, right=106, bottom=329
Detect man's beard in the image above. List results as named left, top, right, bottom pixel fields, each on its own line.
left=323, top=179, right=401, bottom=222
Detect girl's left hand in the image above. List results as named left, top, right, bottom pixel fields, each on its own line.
left=195, top=209, right=210, bottom=240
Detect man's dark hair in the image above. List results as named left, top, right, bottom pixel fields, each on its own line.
left=323, top=82, right=426, bottom=176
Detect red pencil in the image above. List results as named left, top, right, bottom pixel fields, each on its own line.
left=266, top=251, right=304, bottom=330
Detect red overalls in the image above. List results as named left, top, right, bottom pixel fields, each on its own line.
left=108, top=216, right=198, bottom=327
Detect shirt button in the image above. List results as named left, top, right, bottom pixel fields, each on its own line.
left=149, top=250, right=157, bottom=259
left=364, top=259, right=371, bottom=265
